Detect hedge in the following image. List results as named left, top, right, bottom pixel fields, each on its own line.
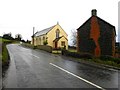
left=62, top=49, right=93, bottom=59
left=36, top=45, right=52, bottom=53
left=22, top=43, right=52, bottom=53
left=22, top=43, right=34, bottom=49
left=2, top=43, right=10, bottom=65
left=99, top=55, right=120, bottom=64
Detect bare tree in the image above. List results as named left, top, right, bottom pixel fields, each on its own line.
left=71, top=29, right=77, bottom=46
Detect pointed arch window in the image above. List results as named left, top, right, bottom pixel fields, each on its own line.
left=56, top=29, right=60, bottom=38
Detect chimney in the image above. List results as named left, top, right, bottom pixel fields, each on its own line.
left=92, top=9, right=97, bottom=16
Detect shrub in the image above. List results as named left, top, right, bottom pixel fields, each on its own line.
left=43, top=40, right=48, bottom=45
left=2, top=43, right=10, bottom=66
left=37, top=45, right=52, bottom=53
left=22, top=43, right=34, bottom=49
left=99, top=55, right=120, bottom=64
left=100, top=55, right=113, bottom=61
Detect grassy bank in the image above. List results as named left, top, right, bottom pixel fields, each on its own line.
left=62, top=49, right=120, bottom=69
left=0, top=38, right=13, bottom=77
left=1, top=39, right=10, bottom=64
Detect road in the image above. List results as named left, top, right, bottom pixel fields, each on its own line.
left=2, top=44, right=120, bottom=89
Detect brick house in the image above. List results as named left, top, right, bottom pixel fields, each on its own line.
left=77, top=9, right=116, bottom=57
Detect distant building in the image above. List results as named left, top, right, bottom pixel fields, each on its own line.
left=31, top=23, right=68, bottom=50
left=77, top=9, right=116, bottom=57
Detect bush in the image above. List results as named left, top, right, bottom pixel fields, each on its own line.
left=100, top=55, right=120, bottom=64
left=43, top=40, right=48, bottom=45
left=100, top=55, right=114, bottom=61
left=2, top=39, right=13, bottom=64
left=37, top=45, right=52, bottom=53
left=2, top=43, right=10, bottom=64
left=22, top=43, right=34, bottom=49
left=62, top=49, right=93, bottom=59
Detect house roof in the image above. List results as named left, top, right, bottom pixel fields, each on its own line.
left=32, top=23, right=68, bottom=37
left=53, top=36, right=68, bottom=42
left=34, top=25, right=55, bottom=37
left=77, top=16, right=116, bottom=35
left=77, top=16, right=115, bottom=30
left=53, top=36, right=63, bottom=42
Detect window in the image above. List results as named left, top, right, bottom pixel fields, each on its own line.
left=43, top=36, right=45, bottom=41
left=39, top=37, right=41, bottom=45
left=61, top=41, right=65, bottom=46
left=56, top=29, right=60, bottom=38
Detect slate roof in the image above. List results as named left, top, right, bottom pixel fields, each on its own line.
left=53, top=36, right=63, bottom=42
left=34, top=25, right=55, bottom=37
left=77, top=16, right=116, bottom=35
left=53, top=36, right=68, bottom=42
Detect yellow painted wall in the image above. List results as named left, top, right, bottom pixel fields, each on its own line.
left=33, top=35, right=47, bottom=46
left=47, top=24, right=68, bottom=49
left=58, top=36, right=68, bottom=50
left=32, top=24, right=68, bottom=49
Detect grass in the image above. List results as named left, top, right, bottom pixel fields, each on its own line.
left=0, top=38, right=14, bottom=77
left=0, top=38, right=11, bottom=64
left=62, top=49, right=120, bottom=69
left=68, top=49, right=77, bottom=52
left=52, top=50, right=61, bottom=54
left=88, top=58, right=120, bottom=68
left=52, top=48, right=77, bottom=54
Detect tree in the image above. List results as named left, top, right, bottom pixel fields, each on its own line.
left=15, top=34, right=22, bottom=41
left=26, top=39, right=31, bottom=44
left=2, top=33, right=14, bottom=40
left=43, top=40, right=48, bottom=45
left=21, top=39, right=26, bottom=43
left=71, top=29, right=77, bottom=46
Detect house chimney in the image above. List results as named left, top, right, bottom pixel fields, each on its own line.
left=92, top=9, right=97, bottom=16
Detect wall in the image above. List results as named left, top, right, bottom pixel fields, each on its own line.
left=33, top=35, right=47, bottom=46
left=47, top=24, right=68, bottom=48
left=58, top=36, right=68, bottom=50
left=77, top=17, right=115, bottom=57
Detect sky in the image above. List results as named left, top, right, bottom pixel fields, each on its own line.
left=0, top=0, right=119, bottom=45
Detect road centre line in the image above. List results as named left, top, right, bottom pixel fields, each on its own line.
left=28, top=53, right=40, bottom=58
left=49, top=63, right=105, bottom=90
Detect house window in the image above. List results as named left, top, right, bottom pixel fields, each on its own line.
left=43, top=36, right=45, bottom=41
left=39, top=37, right=41, bottom=45
left=61, top=41, right=65, bottom=46
left=56, top=29, right=60, bottom=38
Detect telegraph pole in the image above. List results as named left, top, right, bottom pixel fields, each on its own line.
left=33, top=27, right=35, bottom=46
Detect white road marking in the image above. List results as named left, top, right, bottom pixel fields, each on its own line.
left=50, top=63, right=106, bottom=90
left=29, top=54, right=40, bottom=58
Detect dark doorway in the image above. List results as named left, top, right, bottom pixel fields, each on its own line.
left=55, top=42, right=57, bottom=49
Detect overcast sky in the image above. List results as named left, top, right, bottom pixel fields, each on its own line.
left=0, top=0, right=119, bottom=45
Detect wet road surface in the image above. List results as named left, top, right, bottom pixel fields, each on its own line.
left=3, top=44, right=120, bottom=89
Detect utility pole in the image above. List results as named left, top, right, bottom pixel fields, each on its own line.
left=33, top=27, right=35, bottom=46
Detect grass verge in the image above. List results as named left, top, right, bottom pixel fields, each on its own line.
left=0, top=38, right=13, bottom=77
left=62, top=49, right=120, bottom=69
